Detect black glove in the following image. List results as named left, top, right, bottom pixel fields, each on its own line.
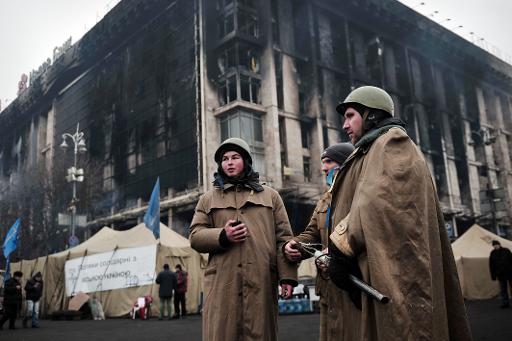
left=328, top=243, right=362, bottom=309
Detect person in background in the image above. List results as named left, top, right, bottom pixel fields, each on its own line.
left=0, top=271, right=23, bottom=330
left=284, top=142, right=354, bottom=341
left=23, top=271, right=43, bottom=328
left=489, top=240, right=512, bottom=308
left=173, top=264, right=188, bottom=319
left=155, top=264, right=177, bottom=320
left=189, top=137, right=297, bottom=341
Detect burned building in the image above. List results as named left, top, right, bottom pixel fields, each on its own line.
left=1, top=0, right=512, bottom=256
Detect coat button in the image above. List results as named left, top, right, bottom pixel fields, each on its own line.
left=238, top=263, right=242, bottom=267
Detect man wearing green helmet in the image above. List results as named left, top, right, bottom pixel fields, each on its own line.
left=326, top=86, right=472, bottom=340
left=189, top=137, right=298, bottom=341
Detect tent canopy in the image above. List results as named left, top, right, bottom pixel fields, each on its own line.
left=11, top=223, right=204, bottom=317
left=451, top=224, right=512, bottom=300
left=52, top=223, right=157, bottom=258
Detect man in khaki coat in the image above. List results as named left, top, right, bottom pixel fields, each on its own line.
left=190, top=137, right=297, bottom=341
left=327, top=86, right=472, bottom=340
left=283, top=142, right=354, bottom=341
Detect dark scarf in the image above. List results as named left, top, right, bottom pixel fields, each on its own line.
left=213, top=163, right=264, bottom=192
left=355, top=117, right=407, bottom=149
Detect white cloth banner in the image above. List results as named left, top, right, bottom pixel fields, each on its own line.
left=65, top=244, right=157, bottom=296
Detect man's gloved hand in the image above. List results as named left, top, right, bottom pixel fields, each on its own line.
left=328, top=243, right=362, bottom=309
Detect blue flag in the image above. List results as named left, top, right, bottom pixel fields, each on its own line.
left=2, top=218, right=21, bottom=259
left=144, top=177, right=160, bottom=239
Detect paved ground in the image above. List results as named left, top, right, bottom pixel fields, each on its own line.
left=1, top=299, right=511, bottom=340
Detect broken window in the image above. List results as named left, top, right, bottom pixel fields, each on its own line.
left=300, top=121, right=311, bottom=148
left=217, top=7, right=258, bottom=40
left=217, top=45, right=237, bottom=74
left=270, top=0, right=280, bottom=46
left=103, top=161, right=114, bottom=191
left=218, top=73, right=260, bottom=105
left=239, top=46, right=260, bottom=73
left=240, top=75, right=261, bottom=104
left=275, top=51, right=284, bottom=109
left=127, top=129, right=138, bottom=175
left=218, top=12, right=235, bottom=39
left=330, top=15, right=347, bottom=69
left=104, top=113, right=113, bottom=160
left=218, top=44, right=260, bottom=75
left=366, top=37, right=383, bottom=83
left=409, top=53, right=435, bottom=105
left=218, top=74, right=238, bottom=105
left=350, top=29, right=367, bottom=77
left=383, top=43, right=398, bottom=90
left=303, top=156, right=311, bottom=183
left=292, top=0, right=310, bottom=57
left=238, top=10, right=259, bottom=38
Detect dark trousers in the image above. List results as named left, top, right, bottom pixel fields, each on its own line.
left=499, top=279, right=512, bottom=305
left=0, top=304, right=19, bottom=329
left=174, top=292, right=187, bottom=317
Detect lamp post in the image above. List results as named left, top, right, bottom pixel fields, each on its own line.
left=60, top=122, right=87, bottom=247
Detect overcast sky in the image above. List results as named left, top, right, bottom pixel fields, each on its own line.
left=0, top=0, right=118, bottom=109
left=1, top=0, right=511, bottom=110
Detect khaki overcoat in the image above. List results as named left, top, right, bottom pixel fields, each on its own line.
left=329, top=127, right=472, bottom=340
left=190, top=183, right=297, bottom=341
left=293, top=191, right=345, bottom=341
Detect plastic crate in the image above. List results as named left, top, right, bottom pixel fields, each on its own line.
left=278, top=298, right=313, bottom=314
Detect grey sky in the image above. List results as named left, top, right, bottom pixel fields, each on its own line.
left=1, top=0, right=511, bottom=110
left=0, top=0, right=117, bottom=108
left=397, top=0, right=512, bottom=60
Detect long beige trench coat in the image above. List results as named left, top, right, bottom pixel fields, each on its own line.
left=291, top=191, right=345, bottom=341
left=329, top=127, right=472, bottom=340
left=190, top=183, right=297, bottom=341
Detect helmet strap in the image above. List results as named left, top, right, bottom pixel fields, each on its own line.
left=361, top=108, right=373, bottom=133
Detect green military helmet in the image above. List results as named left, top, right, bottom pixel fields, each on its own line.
left=214, top=137, right=253, bottom=164
left=336, top=86, right=394, bottom=117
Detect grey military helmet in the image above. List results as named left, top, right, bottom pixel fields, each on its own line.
left=214, top=137, right=253, bottom=165
left=336, top=86, right=394, bottom=117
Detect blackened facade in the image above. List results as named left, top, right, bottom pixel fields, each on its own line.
left=1, top=0, right=512, bottom=257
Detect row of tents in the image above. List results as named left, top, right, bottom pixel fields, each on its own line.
left=8, top=223, right=509, bottom=317
left=10, top=223, right=205, bottom=317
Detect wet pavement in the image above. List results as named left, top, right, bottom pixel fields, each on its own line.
left=0, top=299, right=510, bottom=340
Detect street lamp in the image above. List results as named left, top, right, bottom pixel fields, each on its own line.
left=61, top=122, right=87, bottom=248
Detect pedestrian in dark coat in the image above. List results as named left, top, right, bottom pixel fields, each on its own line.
left=173, top=264, right=188, bottom=319
left=155, top=264, right=177, bottom=319
left=489, top=240, right=512, bottom=308
left=23, top=271, right=43, bottom=328
left=0, top=271, right=23, bottom=330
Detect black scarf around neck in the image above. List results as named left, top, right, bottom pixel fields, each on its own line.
left=213, top=164, right=264, bottom=192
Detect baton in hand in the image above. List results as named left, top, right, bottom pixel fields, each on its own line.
left=314, top=251, right=390, bottom=304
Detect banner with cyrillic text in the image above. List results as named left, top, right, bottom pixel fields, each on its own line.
left=64, top=244, right=157, bottom=296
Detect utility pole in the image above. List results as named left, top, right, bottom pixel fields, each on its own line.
left=60, top=123, right=87, bottom=248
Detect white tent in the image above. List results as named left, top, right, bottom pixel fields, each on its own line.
left=451, top=224, right=512, bottom=300
left=12, top=223, right=205, bottom=317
